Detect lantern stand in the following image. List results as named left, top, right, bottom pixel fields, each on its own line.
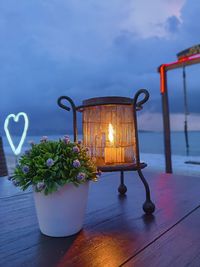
left=57, top=89, right=155, bottom=214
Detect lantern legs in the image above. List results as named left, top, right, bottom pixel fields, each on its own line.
left=118, top=171, right=127, bottom=195
left=137, top=169, right=155, bottom=214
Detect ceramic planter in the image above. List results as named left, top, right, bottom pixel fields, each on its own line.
left=33, top=182, right=89, bottom=237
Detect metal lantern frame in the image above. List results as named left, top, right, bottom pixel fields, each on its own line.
left=57, top=89, right=155, bottom=214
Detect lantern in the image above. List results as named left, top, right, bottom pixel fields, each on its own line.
left=58, top=89, right=155, bottom=214
left=81, top=97, right=136, bottom=166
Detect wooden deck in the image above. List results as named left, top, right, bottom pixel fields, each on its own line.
left=1, top=170, right=200, bottom=267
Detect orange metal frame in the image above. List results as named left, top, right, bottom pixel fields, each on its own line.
left=158, top=54, right=200, bottom=173
left=159, top=54, right=200, bottom=94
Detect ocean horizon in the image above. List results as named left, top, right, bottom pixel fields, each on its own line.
left=2, top=131, right=200, bottom=156
left=2, top=131, right=200, bottom=177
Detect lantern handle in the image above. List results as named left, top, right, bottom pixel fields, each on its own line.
left=132, top=89, right=149, bottom=165
left=133, top=89, right=150, bottom=111
left=57, top=96, right=78, bottom=142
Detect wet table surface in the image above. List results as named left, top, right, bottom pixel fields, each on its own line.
left=1, top=169, right=200, bottom=267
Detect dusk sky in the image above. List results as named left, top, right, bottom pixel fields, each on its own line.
left=0, top=0, right=200, bottom=135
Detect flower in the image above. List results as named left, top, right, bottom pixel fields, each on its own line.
left=28, top=140, right=35, bottom=146
left=72, top=146, right=80, bottom=153
left=77, top=172, right=86, bottom=181
left=63, top=136, right=70, bottom=144
left=12, top=139, right=98, bottom=195
left=78, top=140, right=82, bottom=145
left=22, top=165, right=29, bottom=174
left=36, top=182, right=45, bottom=191
left=73, top=159, right=81, bottom=168
left=40, top=136, right=48, bottom=142
left=46, top=158, right=54, bottom=167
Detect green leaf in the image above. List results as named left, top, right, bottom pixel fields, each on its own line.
left=11, top=139, right=98, bottom=195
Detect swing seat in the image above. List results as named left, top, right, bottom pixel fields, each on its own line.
left=185, top=161, right=200, bottom=165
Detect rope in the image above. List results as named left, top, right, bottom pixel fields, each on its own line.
left=183, top=65, right=190, bottom=156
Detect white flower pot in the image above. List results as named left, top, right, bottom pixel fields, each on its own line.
left=33, top=182, right=89, bottom=237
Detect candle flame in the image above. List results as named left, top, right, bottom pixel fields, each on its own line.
left=108, top=123, right=114, bottom=143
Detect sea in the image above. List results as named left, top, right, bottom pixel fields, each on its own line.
left=2, top=131, right=200, bottom=177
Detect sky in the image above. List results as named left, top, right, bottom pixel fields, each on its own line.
left=0, top=0, right=200, bottom=135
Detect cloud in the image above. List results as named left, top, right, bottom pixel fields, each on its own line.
left=121, top=0, right=185, bottom=38
left=165, top=16, right=181, bottom=34
left=0, top=0, right=200, bottom=135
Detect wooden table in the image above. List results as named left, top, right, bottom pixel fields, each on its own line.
left=1, top=170, right=200, bottom=267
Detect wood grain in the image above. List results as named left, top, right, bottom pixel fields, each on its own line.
left=124, top=207, right=200, bottom=267
left=0, top=171, right=200, bottom=267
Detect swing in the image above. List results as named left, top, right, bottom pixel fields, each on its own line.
left=159, top=44, right=200, bottom=173
left=182, top=65, right=189, bottom=156
left=183, top=65, right=200, bottom=165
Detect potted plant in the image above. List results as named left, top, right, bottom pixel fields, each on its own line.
left=11, top=136, right=100, bottom=237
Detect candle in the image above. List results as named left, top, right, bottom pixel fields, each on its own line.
left=105, top=147, right=125, bottom=164
left=104, top=123, right=125, bottom=164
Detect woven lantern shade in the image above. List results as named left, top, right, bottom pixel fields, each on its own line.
left=82, top=97, right=136, bottom=166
